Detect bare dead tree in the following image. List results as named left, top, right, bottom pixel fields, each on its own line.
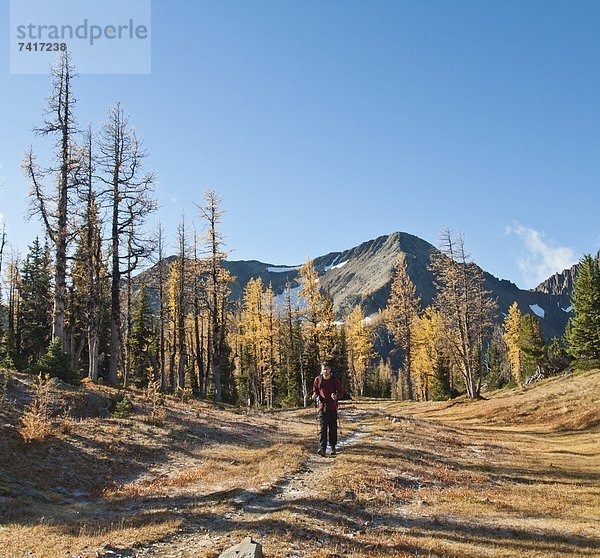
left=0, top=221, right=6, bottom=283
left=123, top=219, right=134, bottom=388
left=175, top=215, right=189, bottom=392
left=155, top=222, right=167, bottom=390
left=5, top=253, right=22, bottom=360
left=69, top=126, right=107, bottom=380
left=191, top=227, right=203, bottom=397
left=82, top=128, right=105, bottom=381
left=0, top=220, right=7, bottom=358
left=97, top=103, right=156, bottom=386
left=197, top=190, right=230, bottom=402
left=23, top=52, right=78, bottom=349
left=430, top=229, right=496, bottom=398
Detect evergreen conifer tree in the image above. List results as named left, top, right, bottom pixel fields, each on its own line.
left=34, top=338, right=77, bottom=384
left=20, top=238, right=52, bottom=366
left=567, top=254, right=600, bottom=361
left=547, top=336, right=571, bottom=374
left=519, top=314, right=546, bottom=379
left=129, top=284, right=155, bottom=387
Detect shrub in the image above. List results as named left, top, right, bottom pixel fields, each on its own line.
left=0, top=353, right=16, bottom=371
left=33, top=339, right=78, bottom=385
left=572, top=358, right=600, bottom=371
left=20, top=373, right=51, bottom=443
left=112, top=397, right=134, bottom=418
left=179, top=388, right=193, bottom=404
left=547, top=337, right=572, bottom=375
left=0, top=369, right=14, bottom=400
left=143, top=405, right=166, bottom=426
left=143, top=380, right=166, bottom=425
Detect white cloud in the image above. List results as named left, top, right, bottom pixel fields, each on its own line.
left=505, top=223, right=578, bottom=288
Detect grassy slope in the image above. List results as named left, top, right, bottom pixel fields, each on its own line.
left=0, top=370, right=598, bottom=558
left=320, top=369, right=600, bottom=557
left=0, top=372, right=320, bottom=557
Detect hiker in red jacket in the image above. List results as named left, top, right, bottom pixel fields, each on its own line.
left=313, top=360, right=344, bottom=457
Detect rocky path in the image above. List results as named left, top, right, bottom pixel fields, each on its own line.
left=135, top=407, right=378, bottom=558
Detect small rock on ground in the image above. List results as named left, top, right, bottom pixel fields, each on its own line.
left=218, top=537, right=263, bottom=558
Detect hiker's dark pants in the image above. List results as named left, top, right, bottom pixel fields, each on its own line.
left=318, top=408, right=338, bottom=450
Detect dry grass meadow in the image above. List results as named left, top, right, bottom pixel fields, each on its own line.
left=0, top=369, right=598, bottom=557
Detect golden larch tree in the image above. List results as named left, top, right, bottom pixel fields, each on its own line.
left=503, top=302, right=523, bottom=387
left=385, top=255, right=421, bottom=400
left=346, top=305, right=374, bottom=397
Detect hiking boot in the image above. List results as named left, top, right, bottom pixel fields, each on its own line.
left=317, top=448, right=326, bottom=457
left=330, top=447, right=337, bottom=456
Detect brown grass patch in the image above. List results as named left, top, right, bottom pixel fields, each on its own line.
left=0, top=518, right=179, bottom=558
left=104, top=441, right=306, bottom=500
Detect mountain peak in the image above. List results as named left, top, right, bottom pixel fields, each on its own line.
left=136, top=230, right=571, bottom=342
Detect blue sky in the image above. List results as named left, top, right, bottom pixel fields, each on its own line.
left=1, top=0, right=599, bottom=289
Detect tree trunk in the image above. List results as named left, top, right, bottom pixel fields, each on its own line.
left=88, top=330, right=100, bottom=381
left=300, top=354, right=308, bottom=408
left=52, top=61, right=71, bottom=349
left=107, top=185, right=120, bottom=386
left=404, top=342, right=414, bottom=400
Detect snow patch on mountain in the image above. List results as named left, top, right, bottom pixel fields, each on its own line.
left=267, top=266, right=298, bottom=273
left=529, top=304, right=545, bottom=319
left=325, top=260, right=348, bottom=272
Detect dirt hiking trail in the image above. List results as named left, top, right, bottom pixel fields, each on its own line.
left=136, top=405, right=383, bottom=558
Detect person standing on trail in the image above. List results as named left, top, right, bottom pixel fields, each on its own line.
left=313, top=360, right=344, bottom=457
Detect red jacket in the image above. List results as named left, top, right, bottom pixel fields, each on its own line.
left=313, top=374, right=344, bottom=411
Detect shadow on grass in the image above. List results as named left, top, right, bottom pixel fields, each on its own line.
left=0, top=403, right=307, bottom=522
left=31, top=481, right=598, bottom=557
